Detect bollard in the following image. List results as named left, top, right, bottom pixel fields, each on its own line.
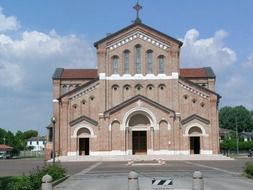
left=192, top=171, right=204, bottom=190
left=158, top=159, right=165, bottom=165
left=128, top=171, right=139, bottom=190
left=128, top=159, right=134, bottom=166
left=41, top=174, right=53, bottom=190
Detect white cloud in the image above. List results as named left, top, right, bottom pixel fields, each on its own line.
left=0, top=30, right=96, bottom=88
left=180, top=28, right=237, bottom=72
left=0, top=7, right=20, bottom=32
left=243, top=53, right=253, bottom=68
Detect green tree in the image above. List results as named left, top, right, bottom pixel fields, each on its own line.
left=22, top=130, right=38, bottom=140
left=219, top=105, right=253, bottom=132
left=0, top=128, right=7, bottom=144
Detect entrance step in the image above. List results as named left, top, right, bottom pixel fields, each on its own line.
left=50, top=154, right=233, bottom=162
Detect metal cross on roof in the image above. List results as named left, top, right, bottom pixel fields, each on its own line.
left=133, top=2, right=142, bottom=23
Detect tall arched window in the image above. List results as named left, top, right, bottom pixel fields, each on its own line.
left=124, top=50, right=130, bottom=74
left=135, top=45, right=141, bottom=74
left=112, top=55, right=119, bottom=74
left=146, top=50, right=153, bottom=74
left=158, top=55, right=165, bottom=74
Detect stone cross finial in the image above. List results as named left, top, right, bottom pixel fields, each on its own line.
left=133, top=2, right=142, bottom=23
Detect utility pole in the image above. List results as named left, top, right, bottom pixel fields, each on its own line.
left=235, top=117, right=239, bottom=155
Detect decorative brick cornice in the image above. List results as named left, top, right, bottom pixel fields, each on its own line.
left=179, top=81, right=209, bottom=99
left=107, top=31, right=170, bottom=51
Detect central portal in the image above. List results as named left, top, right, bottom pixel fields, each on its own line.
left=132, top=131, right=147, bottom=155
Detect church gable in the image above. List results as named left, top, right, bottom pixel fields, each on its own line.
left=95, top=22, right=183, bottom=77
left=104, top=94, right=175, bottom=116
left=94, top=22, right=182, bottom=49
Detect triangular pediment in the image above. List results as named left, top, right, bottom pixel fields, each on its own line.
left=94, top=22, right=183, bottom=49
left=181, top=114, right=210, bottom=125
left=69, top=115, right=98, bottom=127
left=104, top=95, right=175, bottom=116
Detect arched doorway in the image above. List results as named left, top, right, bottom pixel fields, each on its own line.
left=76, top=127, right=91, bottom=156
left=129, top=113, right=150, bottom=155
left=188, top=127, right=202, bottom=154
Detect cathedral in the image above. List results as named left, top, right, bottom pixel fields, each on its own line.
left=45, top=4, right=221, bottom=159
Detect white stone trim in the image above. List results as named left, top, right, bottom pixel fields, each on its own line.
left=148, top=150, right=190, bottom=155
left=90, top=151, right=127, bottom=156
left=131, top=127, right=150, bottom=131
left=99, top=73, right=179, bottom=81
left=67, top=151, right=78, bottom=156
left=122, top=107, right=157, bottom=130
left=183, top=123, right=208, bottom=137
left=71, top=125, right=96, bottom=138
left=200, top=150, right=213, bottom=155
left=68, top=150, right=214, bottom=156
left=179, top=81, right=209, bottom=99
left=69, top=82, right=99, bottom=101
left=99, top=73, right=106, bottom=79
left=107, top=31, right=170, bottom=51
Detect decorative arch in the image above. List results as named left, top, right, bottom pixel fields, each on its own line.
left=184, top=123, right=207, bottom=136
left=72, top=125, right=95, bottom=138
left=122, top=107, right=157, bottom=130
left=159, top=119, right=171, bottom=130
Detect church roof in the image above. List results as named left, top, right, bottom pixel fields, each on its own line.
left=52, top=67, right=215, bottom=80
left=94, top=22, right=183, bottom=48
left=0, top=144, right=13, bottom=150
left=180, top=67, right=216, bottom=79
left=52, top=68, right=98, bottom=80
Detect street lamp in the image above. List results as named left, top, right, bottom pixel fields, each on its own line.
left=51, top=116, right=56, bottom=164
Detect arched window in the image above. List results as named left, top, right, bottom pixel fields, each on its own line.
left=146, top=50, right=153, bottom=74
left=158, top=55, right=165, bottom=74
left=135, top=45, right=141, bottom=74
left=112, top=56, right=119, bottom=74
left=124, top=50, right=130, bottom=74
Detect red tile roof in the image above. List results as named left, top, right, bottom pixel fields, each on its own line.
left=0, top=144, right=13, bottom=150
left=61, top=69, right=97, bottom=79
left=180, top=68, right=208, bottom=78
left=56, top=68, right=213, bottom=79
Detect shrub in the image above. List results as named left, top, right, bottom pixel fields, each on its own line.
left=44, top=164, right=65, bottom=180
left=244, top=162, right=253, bottom=177
left=0, top=163, right=66, bottom=190
left=6, top=176, right=33, bottom=190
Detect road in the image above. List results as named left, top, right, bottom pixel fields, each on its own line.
left=1, top=158, right=252, bottom=189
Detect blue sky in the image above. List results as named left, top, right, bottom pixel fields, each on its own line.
left=0, top=0, right=253, bottom=135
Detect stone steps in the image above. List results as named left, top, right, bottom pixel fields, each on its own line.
left=50, top=154, right=233, bottom=162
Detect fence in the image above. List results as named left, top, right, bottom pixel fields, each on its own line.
left=19, top=150, right=44, bottom=158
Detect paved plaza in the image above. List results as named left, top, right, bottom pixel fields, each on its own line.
left=0, top=157, right=252, bottom=189
left=54, top=158, right=253, bottom=190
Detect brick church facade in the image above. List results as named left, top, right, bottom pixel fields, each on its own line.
left=45, top=10, right=221, bottom=159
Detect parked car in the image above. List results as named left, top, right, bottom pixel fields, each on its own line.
left=0, top=151, right=11, bottom=159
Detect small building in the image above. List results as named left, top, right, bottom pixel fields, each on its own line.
left=27, top=136, right=46, bottom=151
left=240, top=132, right=253, bottom=142
left=219, top=128, right=234, bottom=142
left=0, top=144, right=13, bottom=159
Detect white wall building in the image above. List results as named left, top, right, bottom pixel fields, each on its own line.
left=27, top=136, right=46, bottom=151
